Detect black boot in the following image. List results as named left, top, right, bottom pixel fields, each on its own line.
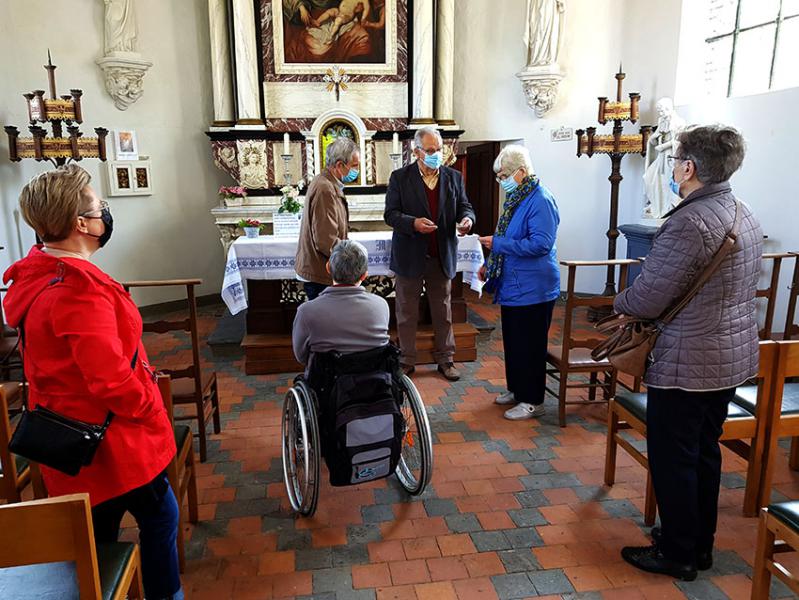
left=650, top=526, right=713, bottom=570
left=621, top=544, right=697, bottom=581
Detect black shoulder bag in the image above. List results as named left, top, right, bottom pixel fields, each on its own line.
left=8, top=266, right=126, bottom=476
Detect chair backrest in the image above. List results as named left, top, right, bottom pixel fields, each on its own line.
left=558, top=259, right=637, bottom=361
left=0, top=493, right=102, bottom=599
left=784, top=252, right=799, bottom=341
left=122, top=279, right=203, bottom=397
left=156, top=372, right=175, bottom=424
left=0, top=383, right=22, bottom=498
left=757, top=253, right=794, bottom=340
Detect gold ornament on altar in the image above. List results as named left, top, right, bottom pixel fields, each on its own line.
left=4, top=53, right=108, bottom=166
left=323, top=66, right=349, bottom=102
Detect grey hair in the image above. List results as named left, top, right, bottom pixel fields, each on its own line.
left=493, top=144, right=535, bottom=175
left=329, top=239, right=369, bottom=285
left=325, top=137, right=359, bottom=167
left=413, top=126, right=443, bottom=150
left=676, top=124, right=746, bottom=184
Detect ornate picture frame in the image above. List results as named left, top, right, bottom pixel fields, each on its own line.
left=271, top=0, right=397, bottom=76
left=107, top=160, right=152, bottom=196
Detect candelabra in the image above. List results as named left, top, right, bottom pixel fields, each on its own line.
left=5, top=53, right=108, bottom=167
left=575, top=68, right=652, bottom=320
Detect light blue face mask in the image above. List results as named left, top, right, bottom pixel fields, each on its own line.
left=500, top=176, right=519, bottom=194
left=423, top=151, right=443, bottom=169
left=342, top=167, right=359, bottom=183
left=669, top=174, right=681, bottom=197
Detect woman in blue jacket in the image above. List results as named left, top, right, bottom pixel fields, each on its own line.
left=479, top=145, right=560, bottom=420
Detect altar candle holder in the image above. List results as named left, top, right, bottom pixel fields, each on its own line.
left=280, top=153, right=293, bottom=185
left=389, top=152, right=402, bottom=172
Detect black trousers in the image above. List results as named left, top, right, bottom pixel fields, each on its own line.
left=500, top=300, right=555, bottom=406
left=647, top=386, right=736, bottom=564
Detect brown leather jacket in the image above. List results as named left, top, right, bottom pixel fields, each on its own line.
left=295, top=169, right=349, bottom=285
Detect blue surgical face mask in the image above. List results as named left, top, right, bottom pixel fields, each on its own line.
left=423, top=151, right=443, bottom=170
left=342, top=167, right=359, bottom=183
left=669, top=173, right=682, bottom=197
left=500, top=176, right=518, bottom=194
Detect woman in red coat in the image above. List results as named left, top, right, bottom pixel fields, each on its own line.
left=3, top=164, right=183, bottom=600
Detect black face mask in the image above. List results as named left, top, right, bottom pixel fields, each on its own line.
left=84, top=208, right=114, bottom=247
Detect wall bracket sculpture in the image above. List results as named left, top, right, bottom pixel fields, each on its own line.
left=96, top=0, right=152, bottom=110
left=517, top=0, right=566, bottom=118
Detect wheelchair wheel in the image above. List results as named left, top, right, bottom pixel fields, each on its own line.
left=395, top=374, right=433, bottom=495
left=281, top=380, right=321, bottom=516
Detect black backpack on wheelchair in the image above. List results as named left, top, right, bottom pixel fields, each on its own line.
left=307, top=344, right=404, bottom=486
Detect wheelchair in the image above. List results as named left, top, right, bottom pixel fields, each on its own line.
left=281, top=344, right=433, bottom=517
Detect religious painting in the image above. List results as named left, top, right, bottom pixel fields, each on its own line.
left=318, top=120, right=357, bottom=174
left=113, top=129, right=138, bottom=160
left=107, top=160, right=152, bottom=196
left=272, top=0, right=397, bottom=75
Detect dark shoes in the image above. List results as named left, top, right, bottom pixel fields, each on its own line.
left=650, top=527, right=713, bottom=571
left=401, top=364, right=415, bottom=377
left=437, top=362, right=460, bottom=381
left=621, top=544, right=697, bottom=581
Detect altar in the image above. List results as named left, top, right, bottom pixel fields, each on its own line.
left=222, top=232, right=484, bottom=374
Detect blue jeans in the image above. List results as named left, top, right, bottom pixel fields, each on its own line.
left=92, top=472, right=183, bottom=600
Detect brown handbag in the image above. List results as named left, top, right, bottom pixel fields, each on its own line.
left=591, top=201, right=742, bottom=377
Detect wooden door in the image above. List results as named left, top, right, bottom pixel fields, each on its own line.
left=465, top=142, right=501, bottom=237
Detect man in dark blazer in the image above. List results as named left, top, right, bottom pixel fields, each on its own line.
left=384, top=126, right=475, bottom=381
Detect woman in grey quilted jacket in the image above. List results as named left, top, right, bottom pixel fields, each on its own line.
left=613, top=125, right=763, bottom=580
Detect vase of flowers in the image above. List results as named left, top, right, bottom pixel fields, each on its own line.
left=238, top=218, right=263, bottom=239
left=219, top=185, right=247, bottom=207
left=278, top=180, right=306, bottom=214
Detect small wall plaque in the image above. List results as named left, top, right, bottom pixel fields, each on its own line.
left=550, top=126, right=574, bottom=142
left=107, top=159, right=152, bottom=196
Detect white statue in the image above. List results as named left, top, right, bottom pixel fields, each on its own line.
left=643, top=98, right=686, bottom=219
left=104, top=0, right=138, bottom=55
left=524, top=0, right=566, bottom=67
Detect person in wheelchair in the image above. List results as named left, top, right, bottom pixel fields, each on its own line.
left=292, top=239, right=390, bottom=376
left=285, top=240, right=432, bottom=516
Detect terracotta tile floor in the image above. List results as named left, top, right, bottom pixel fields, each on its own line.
left=138, top=292, right=799, bottom=599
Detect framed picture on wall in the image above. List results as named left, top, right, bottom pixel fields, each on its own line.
left=113, top=129, right=139, bottom=160
left=107, top=160, right=152, bottom=196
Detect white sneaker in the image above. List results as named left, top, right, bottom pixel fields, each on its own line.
left=495, top=391, right=516, bottom=405
left=504, top=402, right=545, bottom=420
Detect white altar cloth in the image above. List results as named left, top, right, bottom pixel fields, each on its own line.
left=221, top=231, right=484, bottom=315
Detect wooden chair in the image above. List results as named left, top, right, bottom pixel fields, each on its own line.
left=0, top=287, right=21, bottom=381
left=0, top=493, right=143, bottom=599
left=0, top=382, right=45, bottom=503
left=546, top=259, right=637, bottom=427
left=604, top=341, right=779, bottom=524
left=156, top=373, right=199, bottom=574
left=752, top=502, right=799, bottom=599
left=122, top=279, right=221, bottom=461
left=784, top=252, right=799, bottom=341
left=757, top=253, right=795, bottom=340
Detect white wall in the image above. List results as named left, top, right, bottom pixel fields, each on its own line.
left=0, top=0, right=227, bottom=306
left=454, top=0, right=799, bottom=330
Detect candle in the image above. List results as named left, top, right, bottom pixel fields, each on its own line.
left=392, top=132, right=399, bottom=154
left=283, top=132, right=290, bottom=155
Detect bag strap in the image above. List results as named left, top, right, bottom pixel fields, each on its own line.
left=14, top=262, right=135, bottom=432
left=659, top=200, right=742, bottom=326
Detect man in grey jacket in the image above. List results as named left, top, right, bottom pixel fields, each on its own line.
left=614, top=125, right=763, bottom=580
left=292, top=239, right=390, bottom=374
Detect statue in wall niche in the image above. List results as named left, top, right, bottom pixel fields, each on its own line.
left=517, top=0, right=566, bottom=117
left=103, top=0, right=138, bottom=55
left=643, top=97, right=686, bottom=219
left=524, top=0, right=565, bottom=67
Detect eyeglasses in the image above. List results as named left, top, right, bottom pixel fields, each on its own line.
left=417, top=147, right=442, bottom=156
left=666, top=155, right=690, bottom=169
left=79, top=200, right=109, bottom=217
left=495, top=168, right=521, bottom=183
